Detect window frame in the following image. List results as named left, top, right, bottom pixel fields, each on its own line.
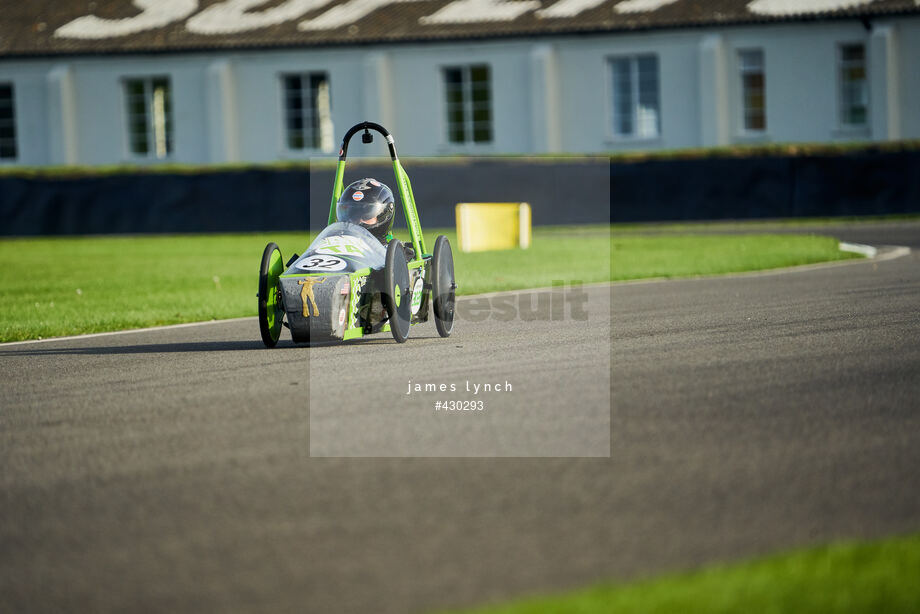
left=279, top=71, right=334, bottom=154
left=0, top=82, right=19, bottom=162
left=122, top=75, right=174, bottom=161
left=736, top=48, right=767, bottom=136
left=440, top=63, right=494, bottom=148
left=605, top=54, right=662, bottom=142
left=837, top=42, right=869, bottom=130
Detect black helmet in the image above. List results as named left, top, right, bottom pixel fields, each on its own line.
left=336, top=178, right=395, bottom=243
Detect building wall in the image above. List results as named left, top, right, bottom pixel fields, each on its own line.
left=69, top=57, right=214, bottom=165
left=0, top=16, right=917, bottom=167
left=896, top=18, right=920, bottom=138
left=1, top=60, right=51, bottom=165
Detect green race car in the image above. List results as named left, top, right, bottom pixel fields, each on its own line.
left=257, top=121, right=456, bottom=346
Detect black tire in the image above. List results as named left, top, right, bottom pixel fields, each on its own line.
left=431, top=235, right=456, bottom=338
left=258, top=242, right=285, bottom=348
left=383, top=240, right=411, bottom=343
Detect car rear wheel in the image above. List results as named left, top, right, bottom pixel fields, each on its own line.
left=431, top=235, right=456, bottom=338
left=383, top=240, right=411, bottom=343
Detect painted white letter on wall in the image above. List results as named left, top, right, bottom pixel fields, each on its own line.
left=55, top=0, right=198, bottom=39
left=419, top=0, right=540, bottom=24
left=614, top=0, right=679, bottom=13
left=299, top=0, right=425, bottom=30
left=747, top=0, right=873, bottom=16
left=187, top=0, right=332, bottom=34
left=536, top=0, right=608, bottom=18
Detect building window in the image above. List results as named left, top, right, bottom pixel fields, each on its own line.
left=609, top=55, right=660, bottom=139
left=443, top=65, right=492, bottom=144
left=839, top=43, right=868, bottom=127
left=124, top=77, right=173, bottom=159
left=738, top=49, right=766, bottom=132
left=282, top=73, right=333, bottom=152
left=0, top=83, right=17, bottom=160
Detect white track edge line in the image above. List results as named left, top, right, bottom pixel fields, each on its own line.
left=609, top=244, right=910, bottom=287
left=839, top=241, right=878, bottom=258
left=0, top=317, right=256, bottom=347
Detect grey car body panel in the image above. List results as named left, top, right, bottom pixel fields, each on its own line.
left=285, top=222, right=386, bottom=276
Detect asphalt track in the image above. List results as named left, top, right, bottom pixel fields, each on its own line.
left=2, top=221, right=920, bottom=613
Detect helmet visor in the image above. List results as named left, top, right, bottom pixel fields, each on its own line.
left=336, top=199, right=388, bottom=226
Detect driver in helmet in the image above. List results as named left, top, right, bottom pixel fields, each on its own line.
left=336, top=178, right=394, bottom=244
left=336, top=178, right=414, bottom=257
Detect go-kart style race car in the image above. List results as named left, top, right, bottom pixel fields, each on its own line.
left=257, top=121, right=456, bottom=346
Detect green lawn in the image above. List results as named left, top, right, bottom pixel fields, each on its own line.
left=438, top=534, right=920, bottom=614
left=0, top=225, right=857, bottom=342
left=608, top=213, right=920, bottom=234
left=607, top=233, right=857, bottom=281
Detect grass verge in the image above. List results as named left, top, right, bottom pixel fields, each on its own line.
left=608, top=213, right=920, bottom=234
left=0, top=225, right=857, bottom=342
left=437, top=534, right=920, bottom=614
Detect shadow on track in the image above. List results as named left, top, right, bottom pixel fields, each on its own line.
left=309, top=333, right=445, bottom=347
left=4, top=340, right=270, bottom=356
left=2, top=333, right=448, bottom=356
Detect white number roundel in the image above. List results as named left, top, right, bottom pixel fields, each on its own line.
left=410, top=277, right=424, bottom=314
left=296, top=255, right=347, bottom=271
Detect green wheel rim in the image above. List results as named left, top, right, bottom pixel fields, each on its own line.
left=259, top=243, right=285, bottom=347
left=265, top=249, right=284, bottom=339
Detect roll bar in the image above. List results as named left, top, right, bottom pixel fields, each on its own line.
left=338, top=121, right=397, bottom=161
left=328, top=122, right=426, bottom=258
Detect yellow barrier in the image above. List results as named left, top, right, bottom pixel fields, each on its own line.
left=455, top=202, right=531, bottom=253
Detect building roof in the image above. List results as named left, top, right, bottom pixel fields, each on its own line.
left=1, top=0, right=918, bottom=57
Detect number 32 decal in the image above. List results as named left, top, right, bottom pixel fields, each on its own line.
left=296, top=255, right=347, bottom=271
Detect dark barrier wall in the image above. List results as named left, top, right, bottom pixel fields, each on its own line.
left=610, top=150, right=920, bottom=222
left=0, top=160, right=609, bottom=236
left=2, top=151, right=918, bottom=235
left=307, top=160, right=610, bottom=231
left=0, top=170, right=311, bottom=235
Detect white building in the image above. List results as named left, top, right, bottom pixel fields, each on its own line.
left=0, top=0, right=918, bottom=167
